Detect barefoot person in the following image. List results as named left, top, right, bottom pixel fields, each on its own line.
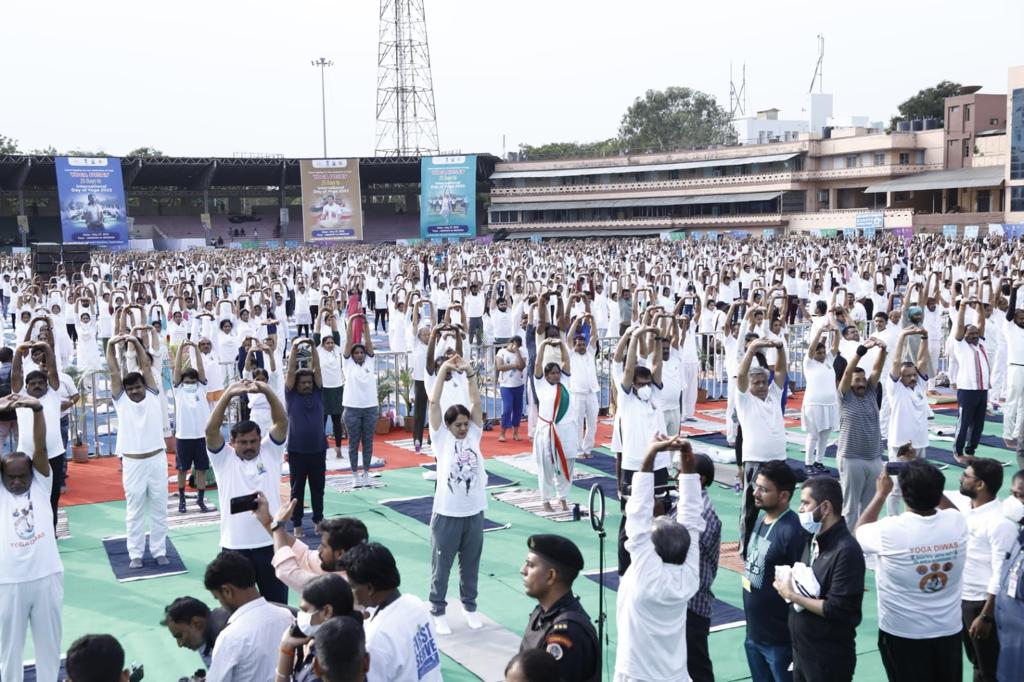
left=532, top=336, right=576, bottom=512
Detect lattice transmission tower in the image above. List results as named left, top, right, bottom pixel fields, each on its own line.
left=375, top=0, right=440, bottom=156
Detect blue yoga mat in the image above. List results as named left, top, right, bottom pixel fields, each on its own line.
left=102, top=535, right=188, bottom=582
left=420, top=464, right=515, bottom=488
left=573, top=475, right=619, bottom=500
left=584, top=570, right=745, bottom=628
left=690, top=432, right=731, bottom=449
left=381, top=497, right=509, bottom=531
left=21, top=659, right=66, bottom=682
left=578, top=450, right=618, bottom=477
left=289, top=516, right=322, bottom=550
left=934, top=408, right=1003, bottom=424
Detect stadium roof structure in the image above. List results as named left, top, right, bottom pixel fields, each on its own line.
left=0, top=154, right=498, bottom=191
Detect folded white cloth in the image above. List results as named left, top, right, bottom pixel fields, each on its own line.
left=776, top=562, right=821, bottom=612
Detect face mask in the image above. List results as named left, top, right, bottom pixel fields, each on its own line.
left=183, top=384, right=199, bottom=394
left=799, top=507, right=822, bottom=534
left=636, top=385, right=653, bottom=402
left=1002, top=496, right=1024, bottom=524
left=296, top=607, right=322, bottom=637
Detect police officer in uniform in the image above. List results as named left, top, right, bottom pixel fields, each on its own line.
left=519, top=534, right=600, bottom=682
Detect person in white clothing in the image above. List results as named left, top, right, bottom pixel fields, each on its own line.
left=173, top=341, right=212, bottom=514
left=0, top=394, right=62, bottom=682
left=567, top=316, right=600, bottom=457
left=801, top=320, right=840, bottom=472
left=1000, top=284, right=1024, bottom=459
left=105, top=333, right=169, bottom=569
left=614, top=434, right=705, bottom=682
left=855, top=459, right=969, bottom=682
left=203, top=549, right=294, bottom=682
left=206, top=379, right=290, bottom=605
left=340, top=542, right=443, bottom=682
left=427, top=354, right=486, bottom=635
left=532, top=336, right=576, bottom=512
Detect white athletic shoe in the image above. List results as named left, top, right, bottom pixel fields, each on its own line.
left=129, top=558, right=143, bottom=569
left=464, top=610, right=483, bottom=630
left=433, top=614, right=452, bottom=635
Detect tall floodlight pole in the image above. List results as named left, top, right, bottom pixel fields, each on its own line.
left=375, top=0, right=440, bottom=156
left=311, top=58, right=334, bottom=157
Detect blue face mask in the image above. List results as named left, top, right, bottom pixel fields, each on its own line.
left=799, top=506, right=822, bottom=534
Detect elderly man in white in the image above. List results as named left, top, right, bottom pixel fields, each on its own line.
left=614, top=434, right=704, bottom=682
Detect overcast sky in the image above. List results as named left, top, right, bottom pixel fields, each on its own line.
left=2, top=0, right=1022, bottom=159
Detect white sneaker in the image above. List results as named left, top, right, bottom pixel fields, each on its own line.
left=433, top=614, right=452, bottom=635
left=362, top=472, right=371, bottom=486
left=464, top=610, right=483, bottom=630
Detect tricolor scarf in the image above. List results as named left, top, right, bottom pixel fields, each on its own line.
left=544, top=383, right=572, bottom=480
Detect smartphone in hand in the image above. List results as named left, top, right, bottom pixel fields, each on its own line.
left=229, top=492, right=259, bottom=515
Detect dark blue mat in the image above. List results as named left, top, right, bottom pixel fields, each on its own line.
left=786, top=459, right=839, bottom=481
left=920, top=446, right=971, bottom=469
left=573, top=475, right=619, bottom=500
left=584, top=570, right=745, bottom=628
left=578, top=450, right=618, bottom=477
left=19, top=659, right=66, bottom=682
left=690, top=432, right=731, bottom=449
left=289, top=516, right=322, bottom=550
left=102, top=535, right=188, bottom=582
left=421, top=464, right=515, bottom=488
left=934, top=408, right=1003, bottom=424
left=381, top=496, right=509, bottom=531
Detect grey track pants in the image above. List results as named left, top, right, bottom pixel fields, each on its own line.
left=429, top=511, right=484, bottom=615
left=838, top=456, right=882, bottom=526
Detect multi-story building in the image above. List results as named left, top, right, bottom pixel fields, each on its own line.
left=489, top=68, right=1024, bottom=238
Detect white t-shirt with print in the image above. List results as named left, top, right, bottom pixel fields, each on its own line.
left=365, top=594, right=443, bottom=682
left=0, top=470, right=62, bottom=583
left=856, top=509, right=968, bottom=638
left=342, top=355, right=377, bottom=408
left=430, top=422, right=487, bottom=517
left=208, top=435, right=285, bottom=549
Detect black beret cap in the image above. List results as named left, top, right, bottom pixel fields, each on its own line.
left=527, top=534, right=584, bottom=572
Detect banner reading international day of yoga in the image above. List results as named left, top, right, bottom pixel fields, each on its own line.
left=55, top=157, right=129, bottom=246
left=299, top=159, right=363, bottom=242
left=420, top=155, right=476, bottom=238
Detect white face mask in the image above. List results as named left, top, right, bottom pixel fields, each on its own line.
left=1002, top=496, right=1024, bottom=524
left=799, top=507, right=822, bottom=535
left=636, top=385, right=653, bottom=402
left=296, top=608, right=322, bottom=637
left=182, top=384, right=199, bottom=394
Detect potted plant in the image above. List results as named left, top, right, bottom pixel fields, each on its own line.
left=398, top=367, right=415, bottom=431
left=376, top=379, right=394, bottom=435
left=62, top=366, right=91, bottom=462
left=70, top=429, right=90, bottom=464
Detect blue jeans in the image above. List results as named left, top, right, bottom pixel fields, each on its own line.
left=344, top=406, right=377, bottom=473
left=744, top=638, right=793, bottom=682
left=500, top=385, right=524, bottom=429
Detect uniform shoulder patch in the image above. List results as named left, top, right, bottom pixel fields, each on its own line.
left=551, top=622, right=569, bottom=631
left=545, top=634, right=573, bottom=649
left=546, top=642, right=564, bottom=660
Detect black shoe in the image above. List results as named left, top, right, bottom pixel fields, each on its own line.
left=178, top=498, right=187, bottom=514
left=197, top=500, right=211, bottom=513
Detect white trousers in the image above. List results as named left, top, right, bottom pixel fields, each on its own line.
left=574, top=391, right=600, bottom=455
left=662, top=407, right=681, bottom=437
left=1004, top=365, right=1024, bottom=441
left=681, top=362, right=699, bottom=419
left=0, top=573, right=63, bottom=682
left=991, top=345, right=1007, bottom=401
left=725, top=375, right=738, bottom=443
left=123, top=453, right=169, bottom=560
left=535, top=423, right=575, bottom=502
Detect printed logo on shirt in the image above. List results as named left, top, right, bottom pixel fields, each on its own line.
left=13, top=498, right=35, bottom=540
left=917, top=561, right=955, bottom=593
left=448, top=441, right=480, bottom=495
left=413, top=622, right=440, bottom=679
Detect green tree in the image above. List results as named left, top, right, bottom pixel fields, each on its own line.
left=618, top=86, right=736, bottom=152
left=29, top=146, right=58, bottom=155
left=888, top=80, right=962, bottom=131
left=127, top=146, right=165, bottom=158
left=65, top=149, right=109, bottom=157
left=517, top=138, right=619, bottom=160
left=0, top=134, right=19, bottom=154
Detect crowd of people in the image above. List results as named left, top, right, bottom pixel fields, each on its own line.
left=1, top=233, right=1024, bottom=681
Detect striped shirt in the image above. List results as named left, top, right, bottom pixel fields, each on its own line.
left=687, top=488, right=722, bottom=619
left=837, top=383, right=882, bottom=461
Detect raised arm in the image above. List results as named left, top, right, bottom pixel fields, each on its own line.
left=205, top=381, right=247, bottom=451
left=890, top=329, right=910, bottom=381
left=736, top=339, right=768, bottom=394
left=257, top=380, right=288, bottom=443
left=105, top=335, right=124, bottom=397
left=953, top=295, right=968, bottom=342
left=362, top=314, right=374, bottom=356
left=621, top=328, right=642, bottom=392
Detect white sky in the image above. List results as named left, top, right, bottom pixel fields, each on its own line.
left=2, top=0, right=1022, bottom=159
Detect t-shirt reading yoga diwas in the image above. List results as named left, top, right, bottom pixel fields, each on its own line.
left=429, top=422, right=487, bottom=517
left=0, top=469, right=62, bottom=583
left=208, top=434, right=286, bottom=549
left=856, top=508, right=969, bottom=638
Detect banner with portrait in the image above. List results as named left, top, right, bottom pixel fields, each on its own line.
left=420, top=155, right=477, bottom=238
left=299, top=159, right=364, bottom=242
left=55, top=157, right=129, bottom=246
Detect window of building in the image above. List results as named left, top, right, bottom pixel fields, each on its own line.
left=965, top=105, right=971, bottom=122
left=977, top=190, right=991, bottom=212
left=1012, top=89, right=1024, bottom=180
left=893, top=192, right=910, bottom=202
left=845, top=154, right=858, bottom=168
left=990, top=117, right=1000, bottom=126
left=915, top=150, right=925, bottom=164
left=899, top=152, right=910, bottom=165
left=1012, top=187, right=1024, bottom=212
left=817, top=190, right=830, bottom=209
left=963, top=139, right=971, bottom=158
left=949, top=105, right=960, bottom=114
left=874, top=152, right=885, bottom=166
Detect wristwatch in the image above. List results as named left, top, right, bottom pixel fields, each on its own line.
left=269, top=520, right=281, bottom=532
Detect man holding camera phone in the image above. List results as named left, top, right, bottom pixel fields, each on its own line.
left=206, top=379, right=289, bottom=604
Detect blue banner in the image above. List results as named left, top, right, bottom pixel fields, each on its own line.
left=420, top=155, right=476, bottom=238
left=855, top=211, right=884, bottom=229
left=55, top=157, right=129, bottom=246
left=943, top=224, right=958, bottom=238
left=843, top=228, right=857, bottom=239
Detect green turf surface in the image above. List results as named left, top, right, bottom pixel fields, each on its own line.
left=38, top=408, right=1008, bottom=680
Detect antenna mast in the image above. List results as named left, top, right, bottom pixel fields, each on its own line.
left=808, top=34, right=824, bottom=94
left=729, top=62, right=747, bottom=118
left=375, top=0, right=440, bottom=156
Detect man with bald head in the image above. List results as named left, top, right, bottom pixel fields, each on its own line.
left=0, top=394, right=62, bottom=682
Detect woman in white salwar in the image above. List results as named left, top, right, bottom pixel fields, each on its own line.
left=532, top=336, right=576, bottom=512
left=801, top=318, right=841, bottom=472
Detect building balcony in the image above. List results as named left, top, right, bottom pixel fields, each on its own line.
left=489, top=164, right=943, bottom=200
left=498, top=213, right=785, bottom=232
left=912, top=211, right=1005, bottom=232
